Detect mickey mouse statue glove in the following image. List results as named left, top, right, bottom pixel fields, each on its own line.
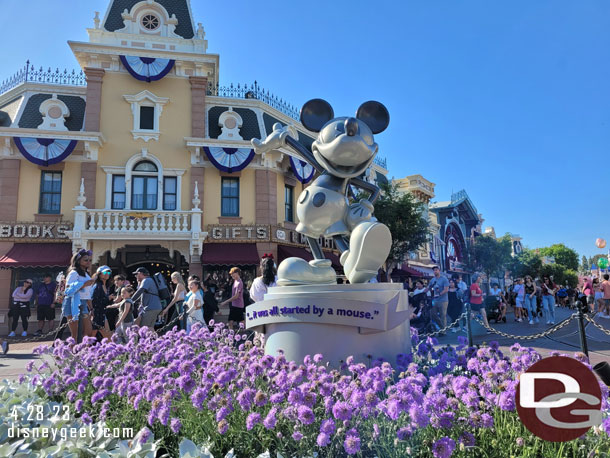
left=346, top=199, right=376, bottom=230
left=251, top=123, right=298, bottom=154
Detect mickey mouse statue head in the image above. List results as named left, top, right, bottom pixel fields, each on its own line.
left=252, top=99, right=392, bottom=285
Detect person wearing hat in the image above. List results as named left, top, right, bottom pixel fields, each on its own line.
left=131, top=267, right=162, bottom=330
left=90, top=266, right=114, bottom=339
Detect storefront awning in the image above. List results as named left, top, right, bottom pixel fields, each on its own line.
left=391, top=267, right=424, bottom=278
left=0, top=243, right=72, bottom=269
left=278, top=245, right=342, bottom=270
left=201, top=243, right=260, bottom=266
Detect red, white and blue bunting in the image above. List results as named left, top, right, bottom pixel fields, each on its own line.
left=120, top=56, right=175, bottom=82
left=14, top=137, right=78, bottom=166
left=290, top=157, right=315, bottom=184
left=203, top=147, right=255, bottom=173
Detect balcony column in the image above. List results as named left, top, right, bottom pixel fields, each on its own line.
left=71, top=179, right=89, bottom=253
left=189, top=181, right=204, bottom=279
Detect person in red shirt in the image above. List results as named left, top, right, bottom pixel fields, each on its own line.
left=470, top=275, right=491, bottom=333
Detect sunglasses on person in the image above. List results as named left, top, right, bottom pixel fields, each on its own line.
left=24, top=281, right=32, bottom=285
left=76, top=249, right=93, bottom=258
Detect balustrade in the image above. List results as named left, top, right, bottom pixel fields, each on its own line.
left=84, top=210, right=192, bottom=234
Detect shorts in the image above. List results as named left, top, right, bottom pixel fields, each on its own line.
left=229, top=305, right=245, bottom=322
left=587, top=295, right=595, bottom=305
left=62, top=297, right=88, bottom=318
left=37, top=304, right=56, bottom=321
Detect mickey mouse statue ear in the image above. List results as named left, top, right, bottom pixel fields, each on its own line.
left=300, top=99, right=334, bottom=133
left=356, top=101, right=390, bottom=134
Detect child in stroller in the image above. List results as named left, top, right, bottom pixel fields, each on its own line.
left=410, top=280, right=436, bottom=335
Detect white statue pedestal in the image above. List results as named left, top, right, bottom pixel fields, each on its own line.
left=246, top=283, right=410, bottom=366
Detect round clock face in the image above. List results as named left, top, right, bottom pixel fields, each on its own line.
left=141, top=14, right=160, bottom=31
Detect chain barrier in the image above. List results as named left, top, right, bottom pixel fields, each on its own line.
left=583, top=315, right=610, bottom=337
left=418, top=310, right=469, bottom=338
left=472, top=314, right=575, bottom=340
left=155, top=310, right=188, bottom=335
left=4, top=320, right=70, bottom=344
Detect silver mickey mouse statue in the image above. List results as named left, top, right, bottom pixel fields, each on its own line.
left=252, top=99, right=392, bottom=286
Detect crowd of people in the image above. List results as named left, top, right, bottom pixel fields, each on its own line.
left=4, top=250, right=280, bottom=351
left=408, top=269, right=610, bottom=337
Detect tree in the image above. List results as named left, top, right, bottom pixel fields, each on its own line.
left=539, top=264, right=578, bottom=287
left=374, top=182, right=430, bottom=274
left=538, top=244, right=579, bottom=271
left=470, top=235, right=512, bottom=287
left=581, top=255, right=589, bottom=272
left=506, top=248, right=542, bottom=279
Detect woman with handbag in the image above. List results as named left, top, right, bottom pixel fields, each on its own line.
left=9, top=279, right=34, bottom=337
left=90, top=266, right=114, bottom=340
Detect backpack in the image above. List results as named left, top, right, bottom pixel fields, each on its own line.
left=152, top=273, right=172, bottom=302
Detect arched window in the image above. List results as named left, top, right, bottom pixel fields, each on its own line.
left=132, top=161, right=158, bottom=210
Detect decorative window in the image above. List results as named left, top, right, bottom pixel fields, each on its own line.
left=163, top=177, right=177, bottom=211
left=285, top=185, right=294, bottom=222
left=141, top=13, right=160, bottom=31
left=39, top=171, right=62, bottom=214
left=139, top=106, right=155, bottom=130
left=38, top=96, right=70, bottom=131
left=112, top=175, right=126, bottom=209
left=131, top=161, right=158, bottom=210
left=221, top=177, right=239, bottom=217
left=218, top=110, right=243, bottom=140
left=124, top=91, right=169, bottom=142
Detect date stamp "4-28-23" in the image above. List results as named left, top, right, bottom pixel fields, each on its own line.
left=8, top=404, right=133, bottom=441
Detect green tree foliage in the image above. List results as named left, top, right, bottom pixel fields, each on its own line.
left=537, top=244, right=579, bottom=271
left=470, top=235, right=512, bottom=286
left=374, top=182, right=430, bottom=270
left=581, top=255, right=589, bottom=272
left=539, top=264, right=579, bottom=287
left=507, top=248, right=543, bottom=279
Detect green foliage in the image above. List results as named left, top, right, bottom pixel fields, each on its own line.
left=537, top=244, right=579, bottom=271
left=470, top=235, right=512, bottom=282
left=581, top=255, right=589, bottom=272
left=539, top=264, right=579, bottom=287
left=507, top=249, right=543, bottom=279
left=374, top=182, right=430, bottom=266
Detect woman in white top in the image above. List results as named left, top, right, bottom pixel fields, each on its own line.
left=185, top=279, right=204, bottom=333
left=249, top=255, right=277, bottom=303
left=160, top=272, right=187, bottom=330
left=63, top=249, right=96, bottom=340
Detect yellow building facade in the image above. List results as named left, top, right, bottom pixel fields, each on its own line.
left=0, top=0, right=387, bottom=327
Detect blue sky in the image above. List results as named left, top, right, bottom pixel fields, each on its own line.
left=1, top=0, right=608, bottom=259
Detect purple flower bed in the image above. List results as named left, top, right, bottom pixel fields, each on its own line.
left=28, top=323, right=610, bottom=458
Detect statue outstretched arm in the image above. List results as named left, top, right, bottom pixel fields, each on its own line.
left=251, top=123, right=323, bottom=173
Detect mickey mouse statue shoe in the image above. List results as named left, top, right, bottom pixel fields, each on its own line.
left=253, top=98, right=391, bottom=284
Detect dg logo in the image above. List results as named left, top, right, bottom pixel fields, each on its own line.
left=516, top=356, right=603, bottom=442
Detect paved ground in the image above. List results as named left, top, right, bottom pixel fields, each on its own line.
left=0, top=306, right=608, bottom=381
left=434, top=306, right=610, bottom=368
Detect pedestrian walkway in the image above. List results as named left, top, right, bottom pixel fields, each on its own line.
left=434, top=307, right=610, bottom=367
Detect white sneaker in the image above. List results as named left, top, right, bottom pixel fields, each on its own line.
left=21, top=331, right=27, bottom=337
left=1, top=341, right=7, bottom=354
left=451, top=328, right=458, bottom=333
left=548, top=321, right=555, bottom=325
left=529, top=320, right=534, bottom=325
left=600, top=313, right=610, bottom=319
left=8, top=332, right=15, bottom=337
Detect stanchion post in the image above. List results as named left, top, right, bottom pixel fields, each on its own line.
left=466, top=303, right=473, bottom=347
left=575, top=301, right=589, bottom=357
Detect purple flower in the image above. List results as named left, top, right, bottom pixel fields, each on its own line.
left=498, top=391, right=515, bottom=411
left=460, top=431, right=475, bottom=447
left=246, top=412, right=261, bottom=430
left=332, top=401, right=352, bottom=421
left=317, top=432, right=331, bottom=447
left=397, top=426, right=412, bottom=440
left=373, top=423, right=380, bottom=439
left=320, top=419, right=336, bottom=435
left=432, top=436, right=456, bottom=458
left=297, top=405, right=315, bottom=425
left=170, top=418, right=182, bottom=434
left=263, top=407, right=278, bottom=429
left=516, top=437, right=525, bottom=447
left=217, top=419, right=229, bottom=435
left=343, top=434, right=361, bottom=455
left=292, top=430, right=303, bottom=441
left=138, top=427, right=152, bottom=444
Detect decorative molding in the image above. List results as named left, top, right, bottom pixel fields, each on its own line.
left=37, top=96, right=70, bottom=131
left=218, top=109, right=243, bottom=141
left=124, top=90, right=168, bottom=142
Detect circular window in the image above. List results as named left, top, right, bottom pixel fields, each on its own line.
left=141, top=14, right=160, bottom=31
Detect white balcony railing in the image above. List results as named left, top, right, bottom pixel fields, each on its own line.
left=85, top=209, right=192, bottom=233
